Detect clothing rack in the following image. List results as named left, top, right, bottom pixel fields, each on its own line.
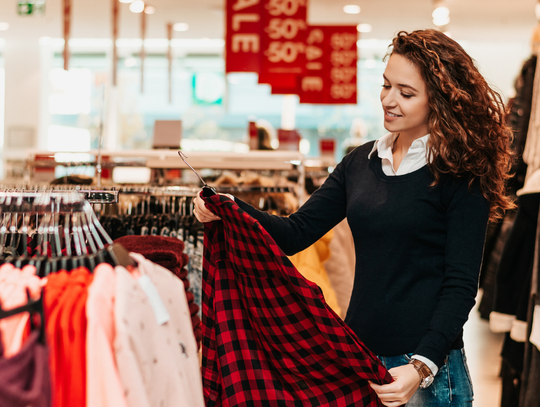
left=0, top=190, right=204, bottom=407
left=0, top=186, right=119, bottom=204
left=23, top=149, right=306, bottom=203
left=0, top=190, right=134, bottom=275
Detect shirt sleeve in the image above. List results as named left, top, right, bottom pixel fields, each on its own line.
left=414, top=178, right=490, bottom=368
left=235, top=152, right=354, bottom=256
left=411, top=355, right=438, bottom=376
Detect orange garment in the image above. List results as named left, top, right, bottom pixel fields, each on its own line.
left=288, top=230, right=342, bottom=316
left=44, top=268, right=92, bottom=407
left=44, top=269, right=70, bottom=397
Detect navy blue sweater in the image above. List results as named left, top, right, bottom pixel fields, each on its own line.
left=236, top=141, right=490, bottom=368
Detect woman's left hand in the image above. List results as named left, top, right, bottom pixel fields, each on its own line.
left=369, top=364, right=421, bottom=407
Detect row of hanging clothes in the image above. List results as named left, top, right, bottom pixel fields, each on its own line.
left=96, top=187, right=206, bottom=322
left=479, top=31, right=540, bottom=407
left=0, top=190, right=205, bottom=407
left=92, top=182, right=300, bottom=317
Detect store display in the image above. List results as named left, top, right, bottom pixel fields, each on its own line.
left=2, top=1, right=540, bottom=405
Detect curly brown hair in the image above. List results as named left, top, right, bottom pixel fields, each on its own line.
left=388, top=29, right=515, bottom=221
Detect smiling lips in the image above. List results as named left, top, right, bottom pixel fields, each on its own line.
left=385, top=111, right=402, bottom=121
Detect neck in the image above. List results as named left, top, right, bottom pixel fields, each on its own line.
left=393, top=132, right=426, bottom=153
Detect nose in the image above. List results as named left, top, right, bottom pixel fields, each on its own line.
left=380, top=87, right=397, bottom=109
left=381, top=88, right=397, bottom=109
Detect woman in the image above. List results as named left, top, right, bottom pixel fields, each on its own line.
left=194, top=29, right=515, bottom=406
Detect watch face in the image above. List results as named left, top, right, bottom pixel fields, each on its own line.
left=420, top=375, right=435, bottom=389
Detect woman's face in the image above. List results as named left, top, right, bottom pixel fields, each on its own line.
left=380, top=53, right=431, bottom=140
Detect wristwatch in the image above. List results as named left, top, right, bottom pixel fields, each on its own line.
left=409, top=359, right=435, bottom=388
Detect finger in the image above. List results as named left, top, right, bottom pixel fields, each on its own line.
left=194, top=194, right=220, bottom=219
left=194, top=207, right=221, bottom=223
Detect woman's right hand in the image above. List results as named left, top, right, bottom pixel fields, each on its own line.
left=193, top=192, right=222, bottom=223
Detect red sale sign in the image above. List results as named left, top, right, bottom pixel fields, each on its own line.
left=299, top=25, right=358, bottom=104
left=259, top=0, right=308, bottom=93
left=225, top=0, right=263, bottom=73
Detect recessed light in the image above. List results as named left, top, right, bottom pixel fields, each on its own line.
left=129, top=0, right=145, bottom=13
left=432, top=6, right=449, bottom=19
left=357, top=23, right=372, bottom=33
left=144, top=5, right=155, bottom=14
left=173, top=23, right=189, bottom=32
left=0, top=22, right=9, bottom=31
left=433, top=15, right=450, bottom=26
left=343, top=5, right=361, bottom=14
left=119, top=0, right=134, bottom=3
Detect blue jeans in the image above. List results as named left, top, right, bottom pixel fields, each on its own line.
left=377, top=349, right=474, bottom=406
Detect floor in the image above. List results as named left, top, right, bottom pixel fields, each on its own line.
left=463, top=293, right=505, bottom=407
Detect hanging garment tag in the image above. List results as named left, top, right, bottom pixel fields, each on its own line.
left=531, top=305, right=540, bottom=351
left=138, top=275, right=170, bottom=325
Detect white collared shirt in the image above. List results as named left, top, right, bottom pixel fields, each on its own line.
left=368, top=133, right=430, bottom=176
left=368, top=132, right=438, bottom=376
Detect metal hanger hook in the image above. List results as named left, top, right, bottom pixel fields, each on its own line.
left=177, top=151, right=208, bottom=187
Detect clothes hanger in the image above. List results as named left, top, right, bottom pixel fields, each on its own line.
left=83, top=201, right=135, bottom=268
left=178, top=151, right=217, bottom=197
left=82, top=204, right=107, bottom=265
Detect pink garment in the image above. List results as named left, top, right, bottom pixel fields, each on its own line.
left=0, top=263, right=45, bottom=357
left=113, top=253, right=204, bottom=407
left=86, top=263, right=128, bottom=407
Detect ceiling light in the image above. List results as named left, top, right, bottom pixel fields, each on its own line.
left=432, top=6, right=450, bottom=25
left=144, top=5, right=155, bottom=14
left=129, top=0, right=145, bottom=13
left=357, top=23, right=372, bottom=33
left=432, top=6, right=449, bottom=20
left=0, top=22, right=9, bottom=31
left=433, top=15, right=450, bottom=26
left=343, top=5, right=361, bottom=14
left=173, top=23, right=189, bottom=32
left=119, top=0, right=134, bottom=3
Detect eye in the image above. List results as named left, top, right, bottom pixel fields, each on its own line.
left=401, top=93, right=413, bottom=98
left=382, top=84, right=390, bottom=89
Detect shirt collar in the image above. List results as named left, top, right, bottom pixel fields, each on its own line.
left=368, top=133, right=430, bottom=159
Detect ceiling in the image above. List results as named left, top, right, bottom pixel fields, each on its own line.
left=0, top=0, right=538, bottom=45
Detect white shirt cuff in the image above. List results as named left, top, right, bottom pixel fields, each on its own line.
left=411, top=355, right=438, bottom=376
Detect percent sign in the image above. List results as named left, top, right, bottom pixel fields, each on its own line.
left=267, top=18, right=307, bottom=40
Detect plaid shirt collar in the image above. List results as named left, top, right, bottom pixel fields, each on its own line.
left=201, top=194, right=392, bottom=407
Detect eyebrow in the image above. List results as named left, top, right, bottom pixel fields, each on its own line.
left=383, top=74, right=419, bottom=92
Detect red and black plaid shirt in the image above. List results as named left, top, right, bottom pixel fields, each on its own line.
left=201, top=195, right=392, bottom=407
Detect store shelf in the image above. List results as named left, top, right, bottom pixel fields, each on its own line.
left=25, top=149, right=304, bottom=171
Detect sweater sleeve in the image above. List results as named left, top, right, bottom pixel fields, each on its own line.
left=414, top=178, right=490, bottom=368
left=235, top=151, right=354, bottom=256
